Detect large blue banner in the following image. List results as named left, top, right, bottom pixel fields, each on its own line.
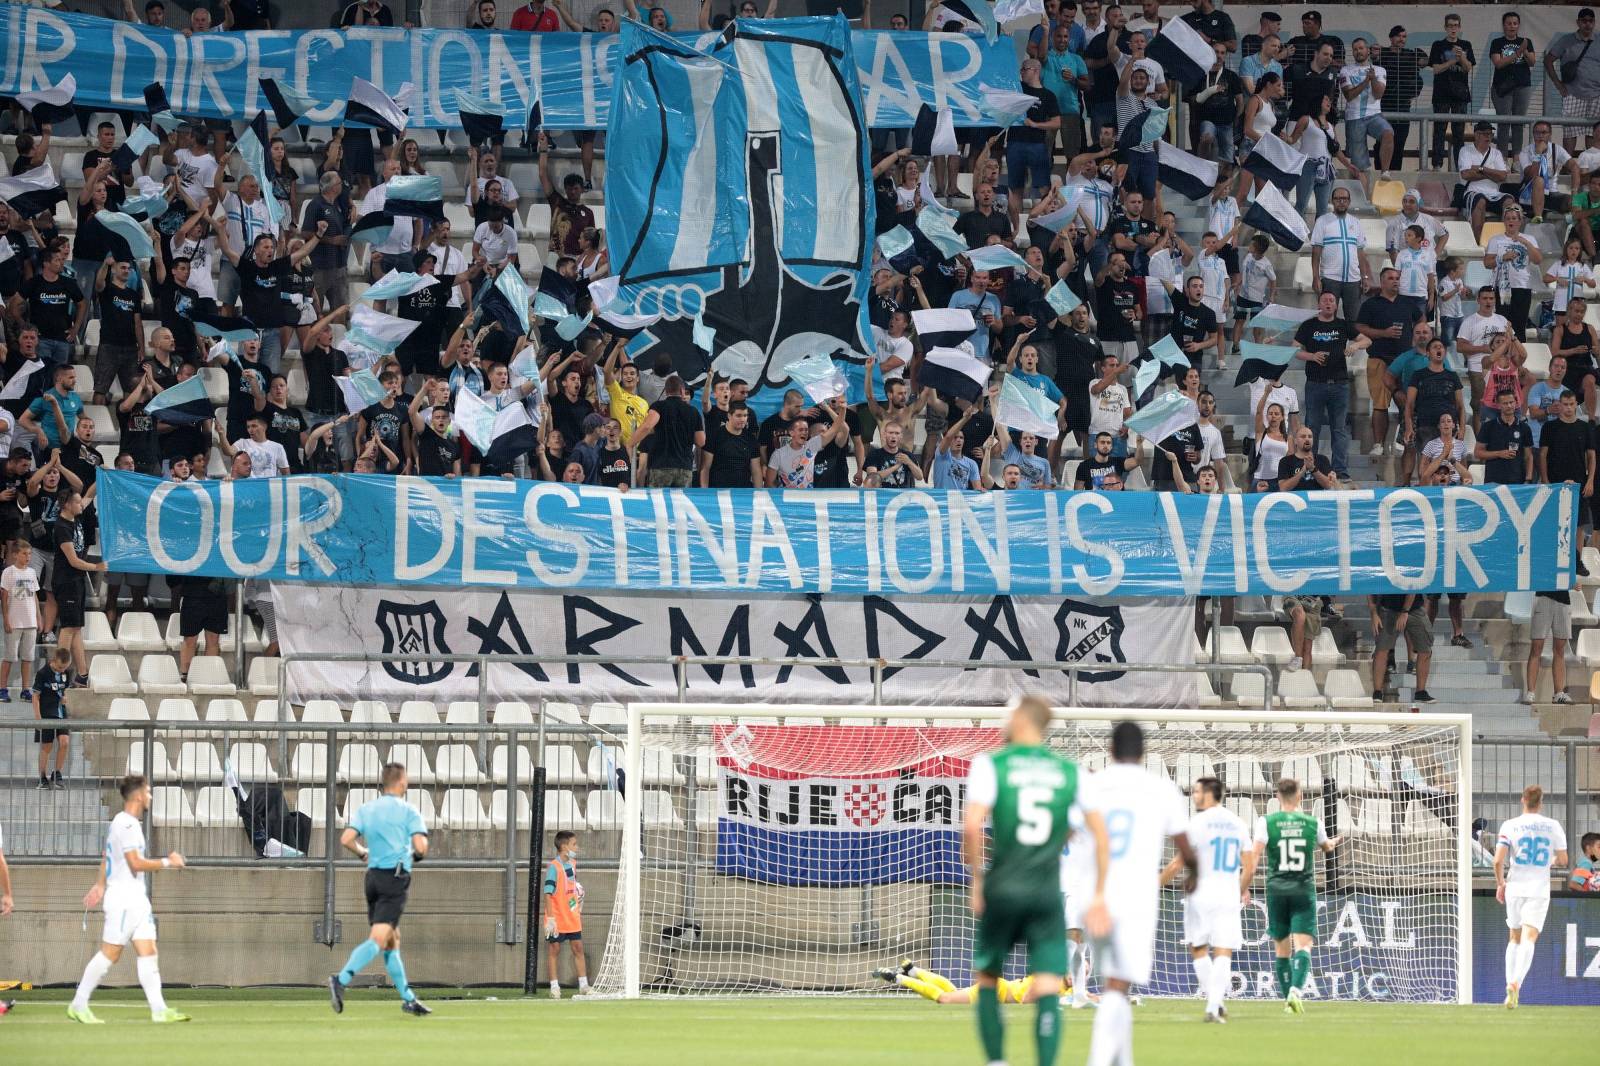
left=1473, top=891, right=1600, bottom=1006
left=97, top=471, right=1579, bottom=598
left=0, top=7, right=1018, bottom=130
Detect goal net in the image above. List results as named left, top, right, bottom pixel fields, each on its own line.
left=592, top=704, right=1471, bottom=1004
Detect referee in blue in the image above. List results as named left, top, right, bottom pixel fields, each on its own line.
left=329, top=762, right=432, bottom=1016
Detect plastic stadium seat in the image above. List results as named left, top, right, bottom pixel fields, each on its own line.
left=227, top=742, right=278, bottom=783
left=387, top=744, right=435, bottom=784
left=247, top=656, right=281, bottom=696
left=542, top=745, right=587, bottom=786
left=70, top=361, right=94, bottom=399
left=1217, top=756, right=1270, bottom=792
left=492, top=789, right=534, bottom=830
left=297, top=787, right=331, bottom=827
left=290, top=744, right=329, bottom=782
left=1171, top=753, right=1213, bottom=791
left=490, top=744, right=535, bottom=785
left=405, top=789, right=437, bottom=823
left=585, top=790, right=623, bottom=830
left=587, top=702, right=627, bottom=728
left=1579, top=628, right=1600, bottom=667
left=641, top=748, right=683, bottom=786
left=156, top=697, right=199, bottom=722
left=1403, top=804, right=1451, bottom=838
left=137, top=655, right=185, bottom=696
left=337, top=743, right=383, bottom=784
left=85, top=404, right=117, bottom=443
left=1279, top=756, right=1324, bottom=791
left=253, top=699, right=292, bottom=724
left=1503, top=591, right=1534, bottom=625
left=446, top=701, right=483, bottom=728
left=351, top=700, right=392, bottom=725
left=175, top=741, right=224, bottom=782
left=1330, top=754, right=1378, bottom=791
left=1312, top=629, right=1345, bottom=666
left=492, top=701, right=535, bottom=726
left=642, top=791, right=680, bottom=827
left=300, top=700, right=344, bottom=727
left=1324, top=669, right=1375, bottom=708
left=82, top=612, right=118, bottom=652
left=1230, top=671, right=1273, bottom=708
left=434, top=744, right=484, bottom=785
left=342, top=788, right=379, bottom=824
left=187, top=656, right=238, bottom=696
left=1278, top=669, right=1325, bottom=708
left=109, top=697, right=151, bottom=723
left=695, top=789, right=719, bottom=827
left=128, top=740, right=171, bottom=777
left=1196, top=673, right=1223, bottom=708
left=1224, top=796, right=1258, bottom=825
left=1582, top=547, right=1600, bottom=588
left=440, top=789, right=490, bottom=829
left=90, top=654, right=139, bottom=695
left=193, top=786, right=236, bottom=827
left=151, top=786, right=195, bottom=827
left=544, top=701, right=583, bottom=725
left=115, top=612, right=166, bottom=651
left=1215, top=626, right=1255, bottom=664
left=1249, top=626, right=1296, bottom=665
left=398, top=701, right=440, bottom=726
left=1522, top=343, right=1552, bottom=381
left=586, top=746, right=622, bottom=789
left=204, top=697, right=249, bottom=725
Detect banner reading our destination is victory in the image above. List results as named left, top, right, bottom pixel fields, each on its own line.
left=0, top=6, right=1020, bottom=129
left=98, top=471, right=1579, bottom=598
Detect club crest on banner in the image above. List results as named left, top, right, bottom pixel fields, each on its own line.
left=1053, top=600, right=1128, bottom=683
left=843, top=783, right=888, bottom=828
left=376, top=599, right=451, bottom=685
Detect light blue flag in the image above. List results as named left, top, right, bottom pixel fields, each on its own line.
left=142, top=373, right=207, bottom=417
left=1245, top=303, right=1318, bottom=339
left=490, top=269, right=532, bottom=336
left=453, top=384, right=498, bottom=453
left=967, top=0, right=1000, bottom=44
left=532, top=290, right=568, bottom=323
left=1137, top=105, right=1170, bottom=148
left=693, top=313, right=715, bottom=353
left=916, top=204, right=967, bottom=260
left=1131, top=334, right=1189, bottom=401
left=1147, top=333, right=1189, bottom=371
left=122, top=192, right=170, bottom=221
left=335, top=368, right=389, bottom=415
left=95, top=210, right=154, bottom=260
left=1029, top=188, right=1086, bottom=233
left=362, top=270, right=435, bottom=302
left=1124, top=390, right=1198, bottom=444
left=965, top=244, right=1032, bottom=274
left=1240, top=341, right=1299, bottom=365
left=385, top=175, right=445, bottom=204
left=877, top=225, right=914, bottom=261
left=999, top=375, right=1059, bottom=440
left=979, top=85, right=1037, bottom=126
left=782, top=351, right=848, bottom=404
left=124, top=124, right=161, bottom=158
left=344, top=305, right=419, bottom=354
left=236, top=123, right=282, bottom=231
left=509, top=347, right=541, bottom=385
left=1044, top=280, right=1081, bottom=318
left=556, top=311, right=593, bottom=342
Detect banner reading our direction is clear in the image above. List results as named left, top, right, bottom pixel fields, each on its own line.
left=0, top=7, right=1019, bottom=130
left=97, top=471, right=1579, bottom=599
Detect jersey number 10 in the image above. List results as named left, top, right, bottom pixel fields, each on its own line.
left=1211, top=837, right=1242, bottom=873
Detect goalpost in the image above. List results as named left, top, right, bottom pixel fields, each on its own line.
left=593, top=703, right=1474, bottom=1005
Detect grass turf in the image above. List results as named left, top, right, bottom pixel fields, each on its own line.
left=1, top=989, right=1592, bottom=1065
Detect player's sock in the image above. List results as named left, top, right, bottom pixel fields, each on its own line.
left=136, top=955, right=168, bottom=1014
left=70, top=951, right=113, bottom=1011
left=895, top=974, right=944, bottom=1002
left=1191, top=955, right=1212, bottom=998
left=976, top=983, right=1004, bottom=1063
left=1273, top=957, right=1292, bottom=998
left=911, top=967, right=957, bottom=995
left=1513, top=940, right=1538, bottom=985
left=1086, top=988, right=1130, bottom=1066
left=1290, top=950, right=1312, bottom=991
left=577, top=976, right=589, bottom=992
left=1208, top=955, right=1232, bottom=1015
left=382, top=950, right=414, bottom=1002
left=1034, top=993, right=1062, bottom=1066
left=1505, top=942, right=1519, bottom=985
left=338, top=938, right=382, bottom=986
left=1071, top=945, right=1091, bottom=1006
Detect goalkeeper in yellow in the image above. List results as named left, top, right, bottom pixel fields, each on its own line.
left=963, top=695, right=1109, bottom=1066
left=873, top=960, right=1040, bottom=1005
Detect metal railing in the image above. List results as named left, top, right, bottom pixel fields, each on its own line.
left=1471, top=736, right=1600, bottom=838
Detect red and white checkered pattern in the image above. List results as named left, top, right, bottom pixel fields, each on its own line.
left=842, top=783, right=886, bottom=828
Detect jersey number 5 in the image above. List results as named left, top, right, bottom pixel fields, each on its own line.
left=1017, top=787, right=1054, bottom=845
left=1277, top=837, right=1307, bottom=872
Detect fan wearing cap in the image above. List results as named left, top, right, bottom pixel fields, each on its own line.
left=1240, top=10, right=1280, bottom=61
left=1377, top=26, right=1429, bottom=170
left=1547, top=9, right=1600, bottom=151
left=1459, top=122, right=1511, bottom=244
left=1384, top=189, right=1448, bottom=261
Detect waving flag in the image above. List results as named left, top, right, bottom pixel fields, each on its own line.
left=110, top=125, right=163, bottom=175
left=782, top=352, right=848, bottom=403
left=1125, top=391, right=1198, bottom=444
left=362, top=270, right=438, bottom=302
left=994, top=0, right=1045, bottom=26
left=911, top=308, right=977, bottom=350
left=0, top=165, right=66, bottom=219
left=1028, top=188, right=1087, bottom=233
left=1044, top=280, right=1081, bottom=318
left=999, top=375, right=1058, bottom=439
left=346, top=77, right=408, bottom=136
left=454, top=89, right=507, bottom=146
left=1232, top=341, right=1300, bottom=387
left=979, top=85, right=1037, bottom=127
left=920, top=346, right=991, bottom=404
left=189, top=308, right=261, bottom=342
left=556, top=311, right=594, bottom=342
left=1131, top=334, right=1192, bottom=402
left=485, top=399, right=537, bottom=464
left=350, top=210, right=395, bottom=246
left=261, top=78, right=313, bottom=140
left=911, top=103, right=959, bottom=157
left=964, top=244, right=1032, bottom=274
left=1118, top=105, right=1169, bottom=151
left=1156, top=141, right=1218, bottom=201
left=1246, top=302, right=1319, bottom=338
left=1147, top=17, right=1216, bottom=91
left=143, top=82, right=183, bottom=134
left=143, top=374, right=213, bottom=425
left=383, top=175, right=446, bottom=223
left=344, top=305, right=419, bottom=355
left=453, top=386, right=499, bottom=453
left=1244, top=133, right=1308, bottom=192
left=1244, top=182, right=1309, bottom=251
left=940, top=0, right=999, bottom=44
left=236, top=112, right=282, bottom=231
left=877, top=225, right=914, bottom=261
left=0, top=360, right=44, bottom=405
left=95, top=210, right=155, bottom=261
left=123, top=175, right=172, bottom=222
left=336, top=368, right=389, bottom=415
left=915, top=203, right=967, bottom=260
left=16, top=74, right=77, bottom=126
left=692, top=313, right=716, bottom=353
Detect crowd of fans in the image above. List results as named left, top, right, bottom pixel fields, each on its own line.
left=0, top=5, right=1594, bottom=667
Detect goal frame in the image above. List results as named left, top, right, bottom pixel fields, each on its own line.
left=619, top=702, right=1474, bottom=1004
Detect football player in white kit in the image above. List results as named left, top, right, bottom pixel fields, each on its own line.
left=68, top=775, right=190, bottom=1024
left=1061, top=827, right=1097, bottom=1009
left=1493, top=784, right=1569, bottom=1009
left=1085, top=723, right=1196, bottom=1066
left=1159, top=776, right=1255, bottom=1023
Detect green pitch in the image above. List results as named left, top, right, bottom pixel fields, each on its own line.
left=1, top=989, right=1592, bottom=1065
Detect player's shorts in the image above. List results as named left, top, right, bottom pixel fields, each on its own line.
left=1183, top=897, right=1243, bottom=951
left=1266, top=885, right=1318, bottom=941
left=1095, top=904, right=1156, bottom=985
left=364, top=867, right=411, bottom=927
left=1063, top=885, right=1090, bottom=932
left=546, top=930, right=583, bottom=943
left=101, top=895, right=157, bottom=946
left=973, top=889, right=1067, bottom=977
left=1506, top=892, right=1551, bottom=932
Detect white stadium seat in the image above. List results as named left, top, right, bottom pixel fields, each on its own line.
left=546, top=745, right=589, bottom=786
left=151, top=786, right=195, bottom=827
left=440, top=789, right=490, bottom=829
left=156, top=697, right=199, bottom=723
left=227, top=742, right=278, bottom=783
left=128, top=740, right=171, bottom=777
left=1249, top=626, right=1295, bottom=665
left=585, top=790, right=623, bottom=830
left=187, top=656, right=238, bottom=696
left=193, top=786, right=236, bottom=827
left=82, top=612, right=119, bottom=652
left=1277, top=669, right=1325, bottom=708
left=434, top=744, right=484, bottom=785
left=492, top=789, right=534, bottom=829
left=290, top=744, right=329, bottom=782
left=174, top=741, right=224, bottom=782
left=247, top=656, right=281, bottom=696
left=137, top=655, right=187, bottom=695
left=337, top=744, right=383, bottom=784
left=116, top=612, right=166, bottom=651
left=351, top=700, right=392, bottom=725
left=387, top=744, right=435, bottom=784
left=491, top=744, right=536, bottom=785
left=90, top=654, right=139, bottom=695
left=1325, top=669, right=1374, bottom=708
